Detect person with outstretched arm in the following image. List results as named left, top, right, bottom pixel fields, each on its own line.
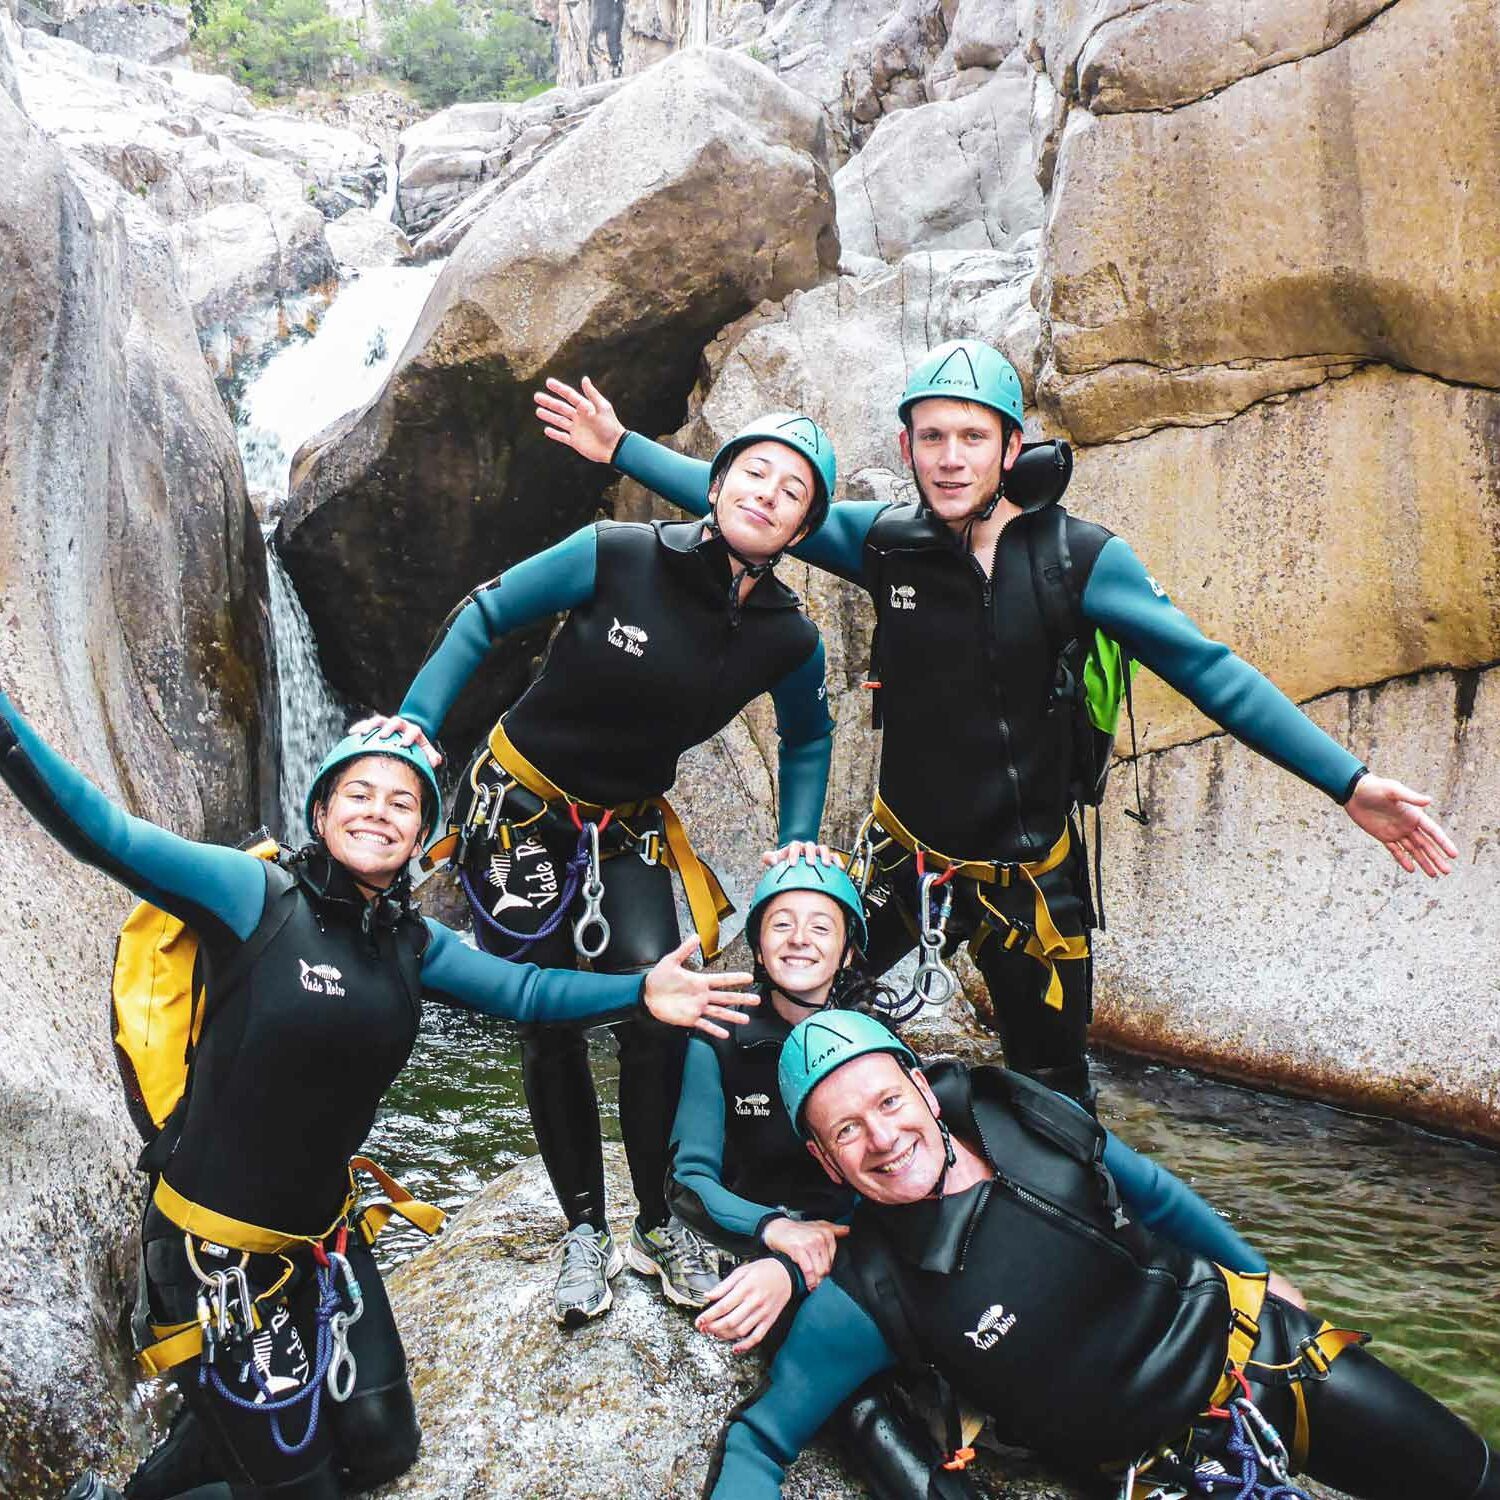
left=536, top=358, right=1456, bottom=1112
left=353, top=411, right=839, bottom=1326
left=0, top=694, right=753, bottom=1500
left=704, top=1012, right=1498, bottom=1500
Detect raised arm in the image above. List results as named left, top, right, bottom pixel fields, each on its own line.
left=1103, top=1131, right=1267, bottom=1274
left=534, top=376, right=881, bottom=584
left=769, top=638, right=833, bottom=847
left=706, top=1278, right=895, bottom=1499
left=393, top=525, right=601, bottom=745
left=0, top=689, right=266, bottom=943
left=1082, top=537, right=1455, bottom=875
left=421, top=924, right=758, bottom=1037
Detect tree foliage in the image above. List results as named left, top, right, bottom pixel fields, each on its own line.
left=192, top=0, right=553, bottom=104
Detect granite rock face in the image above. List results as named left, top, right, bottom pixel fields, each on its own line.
left=279, top=48, right=837, bottom=752
left=0, top=21, right=272, bottom=1492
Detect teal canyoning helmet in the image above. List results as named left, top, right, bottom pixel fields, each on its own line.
left=304, top=728, right=444, bottom=840
left=897, top=338, right=1025, bottom=431
left=778, top=1010, right=917, bottom=1136
left=745, top=854, right=869, bottom=956
left=708, top=412, right=838, bottom=537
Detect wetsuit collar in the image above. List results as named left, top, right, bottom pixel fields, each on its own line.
left=294, top=845, right=419, bottom=945
left=653, top=520, right=803, bottom=612
left=732, top=999, right=796, bottom=1052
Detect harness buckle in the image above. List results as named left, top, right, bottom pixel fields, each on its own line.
left=1294, top=1334, right=1333, bottom=1381
left=1229, top=1307, right=1261, bottom=1343
left=636, top=826, right=663, bottom=867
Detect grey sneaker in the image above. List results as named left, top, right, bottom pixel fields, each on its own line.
left=553, top=1224, right=623, bottom=1327
left=626, top=1215, right=722, bottom=1308
left=63, top=1477, right=123, bottom=1500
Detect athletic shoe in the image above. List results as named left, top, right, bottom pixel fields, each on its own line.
left=626, top=1215, right=722, bottom=1308
left=62, top=1475, right=124, bottom=1500
left=552, top=1223, right=623, bottom=1327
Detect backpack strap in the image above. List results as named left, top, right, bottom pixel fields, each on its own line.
left=138, top=863, right=301, bottom=1175
left=1026, top=505, right=1084, bottom=675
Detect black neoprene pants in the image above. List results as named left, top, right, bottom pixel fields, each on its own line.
left=125, top=1209, right=418, bottom=1499
left=861, top=842, right=1094, bottom=1105
left=468, top=809, right=686, bottom=1233
left=1227, top=1297, right=1498, bottom=1500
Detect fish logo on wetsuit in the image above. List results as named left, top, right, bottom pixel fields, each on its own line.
left=298, top=960, right=345, bottom=996
left=964, top=1303, right=1017, bottom=1350
left=607, top=619, right=649, bottom=657
left=735, top=1093, right=772, bottom=1117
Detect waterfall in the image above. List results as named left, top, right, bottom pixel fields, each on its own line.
left=234, top=261, right=445, bottom=838
left=373, top=145, right=400, bottom=224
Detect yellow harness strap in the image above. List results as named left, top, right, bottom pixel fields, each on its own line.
left=1246, top=1320, right=1370, bottom=1469
left=348, top=1155, right=447, bottom=1242
left=869, top=794, right=1087, bottom=1009
left=1211, top=1266, right=1270, bottom=1406
left=138, top=1319, right=208, bottom=1378
left=480, top=718, right=732, bottom=960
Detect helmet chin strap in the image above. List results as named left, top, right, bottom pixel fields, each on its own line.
left=705, top=501, right=776, bottom=624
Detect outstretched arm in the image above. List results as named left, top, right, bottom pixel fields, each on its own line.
left=421, top=925, right=759, bottom=1037
left=769, top=638, right=834, bottom=846
left=534, top=377, right=883, bottom=584
left=1082, top=538, right=1455, bottom=876
left=1103, top=1132, right=1267, bottom=1274
left=706, top=1279, right=895, bottom=1499
left=362, top=526, right=601, bottom=761
left=0, top=689, right=266, bottom=943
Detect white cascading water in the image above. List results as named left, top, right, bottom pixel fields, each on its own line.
left=234, top=219, right=443, bottom=838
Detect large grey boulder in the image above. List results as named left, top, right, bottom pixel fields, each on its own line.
left=279, top=48, right=837, bottom=752
left=396, top=79, right=620, bottom=247
left=375, top=1146, right=1079, bottom=1498
left=0, top=23, right=272, bottom=1491
left=327, top=204, right=411, bottom=268
left=58, top=0, right=187, bottom=64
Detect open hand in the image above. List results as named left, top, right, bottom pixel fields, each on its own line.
left=642, top=935, right=757, bottom=1038
left=534, top=376, right=624, bottom=464
left=694, top=1258, right=794, bottom=1353
left=761, top=1216, right=848, bottom=1290
left=346, top=714, right=443, bottom=769
left=760, top=841, right=844, bottom=869
left=1343, top=774, right=1456, bottom=877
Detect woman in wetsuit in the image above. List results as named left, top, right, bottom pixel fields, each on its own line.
left=667, top=854, right=978, bottom=1500
left=359, top=403, right=839, bottom=1325
left=0, top=698, right=751, bottom=1500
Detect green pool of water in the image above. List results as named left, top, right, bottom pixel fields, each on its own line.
left=367, top=1013, right=1500, bottom=1443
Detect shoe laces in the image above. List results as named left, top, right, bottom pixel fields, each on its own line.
left=663, top=1219, right=717, bottom=1276
left=556, top=1225, right=609, bottom=1273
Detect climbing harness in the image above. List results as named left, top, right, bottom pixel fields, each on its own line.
left=570, top=805, right=612, bottom=960
left=910, top=857, right=957, bottom=1011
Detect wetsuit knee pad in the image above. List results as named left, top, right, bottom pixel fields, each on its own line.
left=1016, top=1061, right=1095, bottom=1114
left=329, top=1380, right=421, bottom=1488
left=833, top=1385, right=979, bottom=1500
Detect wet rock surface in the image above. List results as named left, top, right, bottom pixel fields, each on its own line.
left=376, top=1146, right=1085, bottom=1499
left=280, top=47, right=837, bottom=750
left=0, top=19, right=272, bottom=1492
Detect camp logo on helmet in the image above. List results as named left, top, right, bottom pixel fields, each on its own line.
left=964, top=1303, right=1017, bottom=1351
left=890, top=584, right=917, bottom=611
left=607, top=618, right=648, bottom=657
left=777, top=416, right=825, bottom=454
left=735, top=1093, right=772, bottom=1118
left=298, top=959, right=346, bottom=996
left=926, top=347, right=981, bottom=392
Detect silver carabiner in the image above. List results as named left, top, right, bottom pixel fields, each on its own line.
left=325, top=1251, right=364, bottom=1403
left=573, top=820, right=611, bottom=959
left=910, top=873, right=957, bottom=1008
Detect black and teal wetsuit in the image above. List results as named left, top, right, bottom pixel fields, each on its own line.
left=707, top=1060, right=1498, bottom=1500
left=397, top=518, right=833, bottom=1236
left=0, top=689, right=649, bottom=1500
left=612, top=435, right=1367, bottom=1103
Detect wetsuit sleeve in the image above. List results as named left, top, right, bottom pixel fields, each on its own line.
left=769, top=638, right=834, bottom=845
left=612, top=431, right=881, bottom=584
left=397, top=525, right=600, bottom=740
left=419, top=918, right=643, bottom=1021
left=669, top=1039, right=798, bottom=1268
left=1081, top=537, right=1366, bottom=802
left=0, top=689, right=266, bottom=942
left=1104, top=1132, right=1268, bottom=1274
left=709, top=1279, right=896, bottom=1498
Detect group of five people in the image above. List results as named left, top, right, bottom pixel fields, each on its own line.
left=9, top=334, right=1485, bottom=1499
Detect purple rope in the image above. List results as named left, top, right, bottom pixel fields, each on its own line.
left=459, top=825, right=591, bottom=957
left=1195, top=1404, right=1313, bottom=1500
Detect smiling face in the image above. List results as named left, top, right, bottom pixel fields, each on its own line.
left=758, top=889, right=849, bottom=1010
left=312, top=754, right=427, bottom=889
left=898, top=397, right=1023, bottom=526
left=711, top=440, right=817, bottom=563
left=804, top=1052, right=946, bottom=1205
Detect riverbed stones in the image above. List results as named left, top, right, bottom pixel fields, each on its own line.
left=1037, top=0, right=1500, bottom=442
left=0, top=25, right=272, bottom=1490
left=280, top=47, right=837, bottom=751
left=376, top=1145, right=1083, bottom=1499
left=326, top=204, right=411, bottom=267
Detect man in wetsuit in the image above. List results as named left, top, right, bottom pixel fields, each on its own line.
left=704, top=1011, right=1499, bottom=1500
left=535, top=355, right=1457, bottom=1108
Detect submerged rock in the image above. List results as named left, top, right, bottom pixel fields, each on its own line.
left=280, top=47, right=837, bottom=750
left=377, top=1146, right=1081, bottom=1499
